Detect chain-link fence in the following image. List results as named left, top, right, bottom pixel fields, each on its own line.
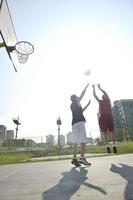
left=0, top=135, right=76, bottom=158
left=0, top=136, right=49, bottom=151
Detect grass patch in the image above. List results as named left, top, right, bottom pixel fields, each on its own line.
left=0, top=141, right=133, bottom=165
left=86, top=145, right=105, bottom=154
left=0, top=152, right=32, bottom=165
left=115, top=141, right=133, bottom=154
left=86, top=141, right=133, bottom=154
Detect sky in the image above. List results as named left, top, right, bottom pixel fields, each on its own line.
left=0, top=0, right=133, bottom=140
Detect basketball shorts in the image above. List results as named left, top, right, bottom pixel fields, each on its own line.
left=99, top=114, right=114, bottom=133
left=70, top=121, right=89, bottom=144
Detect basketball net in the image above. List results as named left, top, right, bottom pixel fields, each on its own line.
left=17, top=53, right=28, bottom=64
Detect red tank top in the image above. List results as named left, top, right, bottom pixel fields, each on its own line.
left=99, top=100, right=112, bottom=115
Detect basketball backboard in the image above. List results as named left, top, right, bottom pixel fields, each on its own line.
left=0, top=0, right=19, bottom=71
left=0, top=0, right=34, bottom=72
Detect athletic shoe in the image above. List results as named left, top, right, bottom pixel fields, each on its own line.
left=113, top=146, right=117, bottom=153
left=107, top=147, right=111, bottom=153
left=78, top=157, right=91, bottom=166
left=71, top=159, right=81, bottom=167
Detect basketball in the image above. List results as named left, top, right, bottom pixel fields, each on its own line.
left=84, top=69, right=91, bottom=76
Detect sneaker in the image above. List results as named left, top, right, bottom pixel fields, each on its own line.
left=71, top=159, right=81, bottom=167
left=113, top=146, right=117, bottom=153
left=79, top=157, right=91, bottom=166
left=107, top=147, right=111, bottom=153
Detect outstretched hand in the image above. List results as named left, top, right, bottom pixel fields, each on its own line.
left=83, top=99, right=91, bottom=112
left=79, top=83, right=89, bottom=101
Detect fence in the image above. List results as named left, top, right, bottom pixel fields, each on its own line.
left=0, top=135, right=66, bottom=153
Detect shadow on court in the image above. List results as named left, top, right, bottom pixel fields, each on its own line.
left=42, top=167, right=107, bottom=200
left=110, top=163, right=133, bottom=200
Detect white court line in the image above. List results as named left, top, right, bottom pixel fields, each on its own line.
left=0, top=166, right=30, bottom=180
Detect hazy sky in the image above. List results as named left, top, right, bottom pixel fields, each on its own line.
left=0, top=0, right=133, bottom=140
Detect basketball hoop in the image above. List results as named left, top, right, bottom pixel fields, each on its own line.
left=15, top=41, right=34, bottom=64
left=7, top=41, right=34, bottom=64
left=15, top=41, right=34, bottom=55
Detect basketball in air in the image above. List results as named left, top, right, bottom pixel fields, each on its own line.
left=84, top=69, right=91, bottom=76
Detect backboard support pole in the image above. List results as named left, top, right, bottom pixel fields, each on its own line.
left=0, top=42, right=5, bottom=48
left=0, top=41, right=15, bottom=52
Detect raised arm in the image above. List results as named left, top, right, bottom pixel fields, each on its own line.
left=92, top=84, right=100, bottom=102
left=83, top=100, right=91, bottom=112
left=97, top=84, right=110, bottom=102
left=79, top=83, right=89, bottom=101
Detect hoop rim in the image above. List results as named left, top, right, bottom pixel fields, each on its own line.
left=15, top=41, right=34, bottom=55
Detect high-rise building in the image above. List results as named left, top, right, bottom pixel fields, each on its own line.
left=0, top=125, right=6, bottom=139
left=60, top=134, right=65, bottom=146
left=46, top=134, right=54, bottom=146
left=66, top=132, right=73, bottom=144
left=6, top=130, right=14, bottom=140
left=0, top=125, right=6, bottom=146
left=113, top=99, right=133, bottom=141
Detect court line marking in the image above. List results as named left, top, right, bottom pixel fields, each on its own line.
left=0, top=165, right=31, bottom=180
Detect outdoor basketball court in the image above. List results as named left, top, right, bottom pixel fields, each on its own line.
left=0, top=0, right=34, bottom=72
left=0, top=154, right=133, bottom=200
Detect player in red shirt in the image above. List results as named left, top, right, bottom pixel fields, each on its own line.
left=92, top=84, right=117, bottom=153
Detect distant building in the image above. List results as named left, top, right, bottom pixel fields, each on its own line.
left=66, top=132, right=73, bottom=144
left=6, top=130, right=14, bottom=140
left=60, top=134, right=65, bottom=146
left=0, top=125, right=6, bottom=145
left=113, top=99, right=133, bottom=141
left=46, top=134, right=54, bottom=146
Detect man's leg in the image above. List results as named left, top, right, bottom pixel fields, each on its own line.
left=111, top=131, right=115, bottom=144
left=110, top=131, right=117, bottom=153
left=71, top=143, right=81, bottom=167
left=109, top=115, right=117, bottom=153
left=73, top=143, right=78, bottom=158
left=80, top=142, right=86, bottom=157
left=99, top=116, right=111, bottom=153
left=103, top=131, right=111, bottom=153
left=79, top=143, right=91, bottom=165
left=103, top=132, right=108, bottom=145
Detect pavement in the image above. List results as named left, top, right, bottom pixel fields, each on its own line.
left=0, top=153, right=133, bottom=200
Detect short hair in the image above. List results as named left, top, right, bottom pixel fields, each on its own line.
left=70, top=94, right=77, bottom=101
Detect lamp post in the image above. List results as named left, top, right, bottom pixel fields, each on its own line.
left=56, top=116, right=62, bottom=149
left=13, top=116, right=21, bottom=139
